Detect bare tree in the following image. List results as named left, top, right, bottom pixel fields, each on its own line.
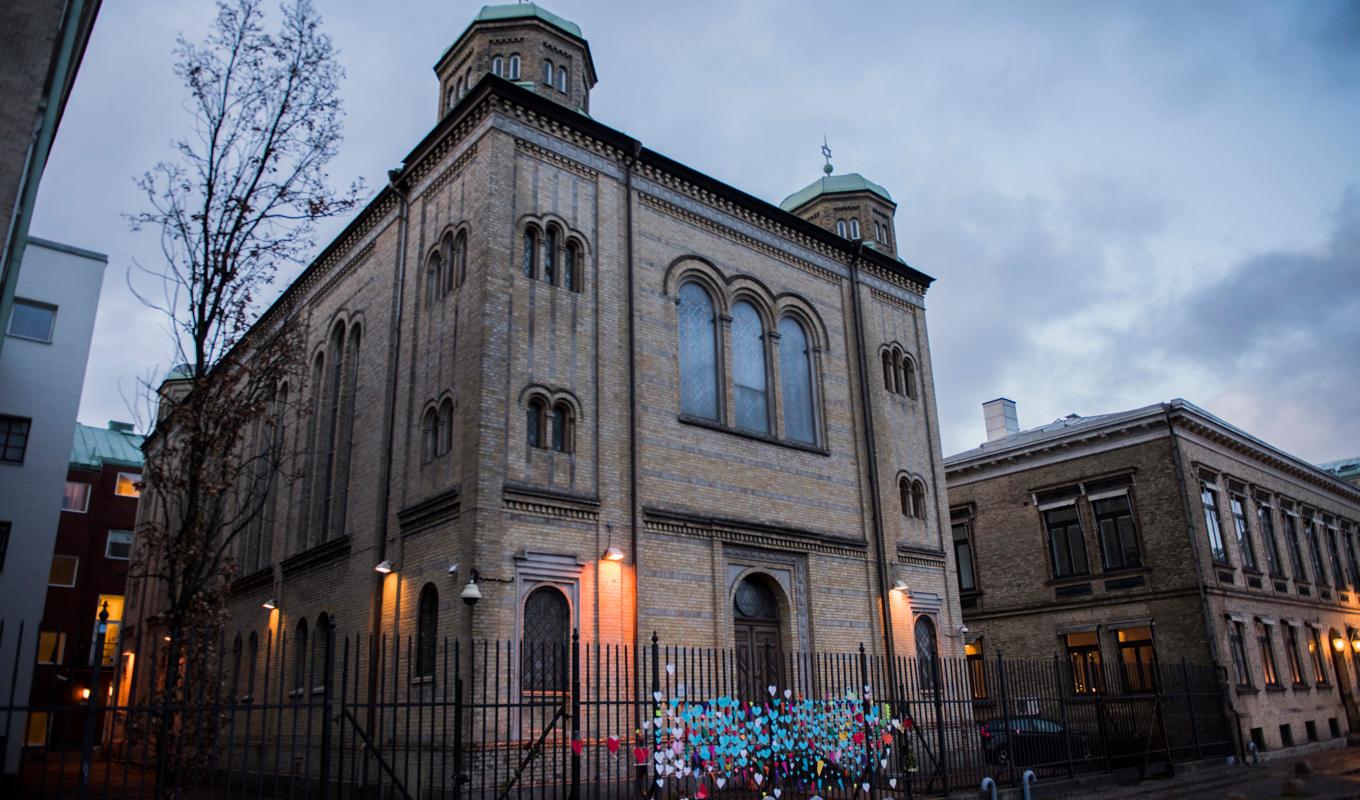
left=124, top=0, right=361, bottom=778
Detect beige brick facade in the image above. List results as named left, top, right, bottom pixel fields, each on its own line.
left=946, top=398, right=1360, bottom=756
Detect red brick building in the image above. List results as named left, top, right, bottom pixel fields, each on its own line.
left=24, top=421, right=142, bottom=749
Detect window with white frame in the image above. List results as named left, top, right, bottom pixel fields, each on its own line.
left=114, top=472, right=141, bottom=498
left=8, top=298, right=56, bottom=342
left=106, top=530, right=134, bottom=560
left=63, top=482, right=91, bottom=513
left=49, top=554, right=78, bottom=587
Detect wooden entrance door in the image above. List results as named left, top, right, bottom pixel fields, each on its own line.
left=733, top=575, right=783, bottom=699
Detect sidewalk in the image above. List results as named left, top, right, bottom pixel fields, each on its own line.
left=1061, top=745, right=1360, bottom=799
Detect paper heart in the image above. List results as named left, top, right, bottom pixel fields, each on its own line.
left=656, top=779, right=665, bottom=788
left=653, top=690, right=663, bottom=702
left=666, top=663, right=675, bottom=675
left=634, top=747, right=648, bottom=764
left=773, top=789, right=782, bottom=797
left=862, top=783, right=870, bottom=793
left=889, top=778, right=898, bottom=788
left=784, top=688, right=792, bottom=699
left=753, top=773, right=763, bottom=785
left=768, top=685, right=777, bottom=696
left=607, top=736, right=620, bottom=754
left=571, top=739, right=583, bottom=756
left=880, top=758, right=887, bottom=769
left=696, top=786, right=708, bottom=800
left=715, top=777, right=726, bottom=789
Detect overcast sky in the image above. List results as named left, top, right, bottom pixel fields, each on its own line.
left=32, top=0, right=1360, bottom=463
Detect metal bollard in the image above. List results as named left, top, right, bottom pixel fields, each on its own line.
left=980, top=776, right=998, bottom=800
left=1021, top=769, right=1037, bottom=800
left=1247, top=740, right=1260, bottom=765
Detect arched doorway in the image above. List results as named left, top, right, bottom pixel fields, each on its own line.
left=522, top=586, right=569, bottom=692
left=733, top=574, right=783, bottom=699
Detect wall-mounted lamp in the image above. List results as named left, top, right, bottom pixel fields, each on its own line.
left=447, top=563, right=460, bottom=577
left=1333, top=634, right=1347, bottom=653
left=162, top=635, right=173, bottom=642
left=958, top=625, right=970, bottom=636
left=262, top=598, right=277, bottom=610
left=602, top=545, right=625, bottom=561
left=892, top=580, right=911, bottom=594
left=1351, top=636, right=1360, bottom=654
left=79, top=687, right=91, bottom=701
left=374, top=560, right=395, bottom=574
left=461, top=569, right=483, bottom=606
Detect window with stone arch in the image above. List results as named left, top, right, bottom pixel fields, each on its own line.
left=562, top=239, right=581, bottom=292
left=849, top=218, right=861, bottom=239
left=526, top=397, right=546, bottom=449
left=508, top=53, right=521, bottom=80
left=778, top=315, right=817, bottom=445
left=293, top=618, right=309, bottom=692
left=438, top=398, right=454, bottom=457
left=558, top=65, right=568, bottom=93
left=491, top=55, right=504, bottom=77
left=425, top=248, right=442, bottom=306
left=543, top=224, right=560, bottom=285
left=522, top=586, right=569, bottom=692
left=914, top=615, right=939, bottom=691
left=899, top=477, right=912, bottom=517
left=731, top=300, right=769, bottom=434
left=416, top=584, right=438, bottom=678
left=551, top=401, right=574, bottom=453
left=522, top=226, right=539, bottom=278
left=836, top=219, right=847, bottom=237
left=312, top=612, right=331, bottom=689
left=677, top=281, right=720, bottom=421
left=912, top=480, right=928, bottom=519
left=543, top=59, right=554, bottom=86
left=421, top=407, right=438, bottom=463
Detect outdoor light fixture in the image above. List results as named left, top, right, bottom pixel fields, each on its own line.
left=163, top=635, right=172, bottom=642
left=1351, top=637, right=1360, bottom=654
left=461, top=569, right=483, bottom=606
left=892, top=580, right=911, bottom=594
left=374, top=560, right=395, bottom=574
left=1333, top=635, right=1347, bottom=653
left=262, top=598, right=277, bottom=610
left=602, top=545, right=625, bottom=561
left=79, top=687, right=91, bottom=701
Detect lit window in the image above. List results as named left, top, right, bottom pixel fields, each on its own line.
left=1117, top=626, right=1157, bottom=692
left=8, top=298, right=56, bottom=342
left=964, top=641, right=987, bottom=698
left=114, top=472, right=141, bottom=498
left=1065, top=631, right=1102, bottom=694
left=25, top=711, right=49, bottom=746
left=1283, top=625, right=1305, bottom=685
left=105, top=531, right=134, bottom=560
left=37, top=631, right=67, bottom=664
left=508, top=54, right=521, bottom=80
left=1256, top=620, right=1279, bottom=687
left=92, top=594, right=125, bottom=667
left=0, top=416, right=31, bottom=463
left=63, top=482, right=91, bottom=513
left=49, top=554, right=79, bottom=587
left=492, top=55, right=504, bottom=77
left=1307, top=625, right=1329, bottom=684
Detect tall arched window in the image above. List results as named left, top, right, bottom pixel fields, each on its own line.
left=293, top=618, right=309, bottom=692
left=426, top=252, right=442, bottom=304
left=231, top=634, right=244, bottom=699
left=731, top=301, right=768, bottom=434
left=416, top=584, right=438, bottom=678
left=551, top=402, right=572, bottom=453
left=543, top=226, right=559, bottom=285
left=454, top=230, right=468, bottom=287
left=330, top=326, right=361, bottom=539
left=892, top=351, right=904, bottom=395
left=508, top=54, right=521, bottom=80
left=527, top=398, right=546, bottom=449
left=422, top=407, right=438, bottom=462
left=316, top=324, right=348, bottom=543
left=558, top=66, right=568, bottom=93
left=438, top=399, right=454, bottom=456
left=849, top=218, right=861, bottom=239
left=912, top=480, right=927, bottom=519
left=900, top=477, right=912, bottom=516
left=301, top=352, right=326, bottom=550
left=522, top=587, right=568, bottom=691
left=433, top=404, right=448, bottom=458
left=522, top=228, right=538, bottom=278
left=491, top=55, right=504, bottom=77
left=543, top=59, right=554, bottom=86
left=778, top=317, right=816, bottom=445
left=562, top=241, right=579, bottom=292
left=882, top=351, right=894, bottom=391
left=677, top=282, right=719, bottom=421
left=903, top=356, right=917, bottom=399
left=455, top=76, right=464, bottom=99
left=915, top=616, right=939, bottom=691
left=836, top=219, right=847, bottom=237
left=313, top=613, right=330, bottom=689
left=246, top=632, right=259, bottom=699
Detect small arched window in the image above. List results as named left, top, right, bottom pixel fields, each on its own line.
left=779, top=316, right=816, bottom=445
left=551, top=402, right=573, bottom=453
left=446, top=88, right=456, bottom=112
left=732, top=301, right=768, bottom=433
left=464, top=67, right=472, bottom=93
left=416, top=584, right=438, bottom=678
left=677, top=282, right=719, bottom=421
left=491, top=55, right=504, bottom=77
left=882, top=350, right=894, bottom=392
left=543, top=59, right=554, bottom=86
left=455, top=76, right=464, bottom=99
left=849, top=218, right=861, bottom=239
left=836, top=219, right=847, bottom=237
left=562, top=241, right=579, bottom=292
left=439, top=233, right=456, bottom=294
left=900, top=477, right=912, bottom=516
left=558, top=66, right=568, bottom=93
left=438, top=399, right=454, bottom=456
left=454, top=230, right=468, bottom=287
left=912, top=480, right=927, bottom=519
left=522, top=587, right=569, bottom=691
left=508, top=54, right=521, bottom=80
left=426, top=252, right=442, bottom=304
left=422, top=407, right=438, bottom=463
left=522, top=228, right=538, bottom=278
left=313, top=613, right=330, bottom=689
left=527, top=397, right=546, bottom=449
left=903, top=356, right=917, bottom=400
left=293, top=618, right=309, bottom=691
left=915, top=616, right=939, bottom=691
left=543, top=226, right=559, bottom=285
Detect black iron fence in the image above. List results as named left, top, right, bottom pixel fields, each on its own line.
left=1, top=619, right=1235, bottom=798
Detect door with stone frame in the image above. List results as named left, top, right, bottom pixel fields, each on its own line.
left=733, top=574, right=783, bottom=699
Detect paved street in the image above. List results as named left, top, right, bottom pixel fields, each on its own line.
left=1052, top=745, right=1360, bottom=799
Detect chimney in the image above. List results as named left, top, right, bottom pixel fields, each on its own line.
left=982, top=398, right=1019, bottom=443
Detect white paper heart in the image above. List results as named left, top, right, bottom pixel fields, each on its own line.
left=784, top=688, right=792, bottom=699
left=774, top=789, right=782, bottom=797
left=666, top=663, right=675, bottom=675
left=652, top=690, right=663, bottom=702
left=767, top=684, right=777, bottom=696
left=715, top=777, right=726, bottom=789
left=753, top=773, right=763, bottom=785
left=889, top=778, right=898, bottom=788
left=880, top=758, right=888, bottom=769
left=862, top=783, right=870, bottom=793
left=656, top=778, right=665, bottom=788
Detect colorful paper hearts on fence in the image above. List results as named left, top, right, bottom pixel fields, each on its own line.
left=606, top=736, right=620, bottom=754
left=571, top=739, right=583, bottom=756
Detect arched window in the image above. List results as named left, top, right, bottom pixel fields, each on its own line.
left=293, top=618, right=309, bottom=692
left=903, top=356, right=917, bottom=399
left=422, top=407, right=438, bottom=462
left=543, top=59, right=554, bottom=86
left=543, top=226, right=559, bottom=285
left=426, top=252, right=442, bottom=304
left=731, top=301, right=768, bottom=434
left=836, top=219, right=847, bottom=237
left=491, top=55, right=504, bottom=77
left=562, top=241, right=579, bottom=292
left=231, top=634, right=244, bottom=699
left=439, top=232, right=455, bottom=293
left=454, top=230, right=468, bottom=287
left=873, top=221, right=881, bottom=242
left=416, top=584, right=438, bottom=678
left=438, top=399, right=454, bottom=456
left=446, top=88, right=455, bottom=112
left=433, top=404, right=447, bottom=458
left=900, top=477, right=912, bottom=516
left=508, top=54, right=521, bottom=80
left=316, top=324, right=349, bottom=543
left=677, top=282, right=719, bottom=421
left=849, top=218, right=860, bottom=239
left=246, top=632, right=259, bottom=699
left=778, top=317, right=816, bottom=445
left=912, top=480, right=927, bottom=519
left=558, top=65, right=568, bottom=93
left=464, top=66, right=472, bottom=93
left=915, top=616, right=939, bottom=691
left=522, top=228, right=537, bottom=278
left=313, top=613, right=330, bottom=689
left=454, top=77, right=464, bottom=99
left=522, top=587, right=569, bottom=691
left=551, top=402, right=572, bottom=453
left=527, top=397, right=546, bottom=449
left=882, top=350, right=894, bottom=392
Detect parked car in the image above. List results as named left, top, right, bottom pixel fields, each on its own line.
left=978, top=716, right=1092, bottom=766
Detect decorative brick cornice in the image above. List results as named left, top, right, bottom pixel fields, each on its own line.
left=870, top=287, right=918, bottom=314
left=279, top=536, right=351, bottom=578
left=502, top=483, right=600, bottom=522
left=515, top=137, right=598, bottom=180
left=897, top=544, right=946, bottom=568
left=398, top=488, right=461, bottom=536
left=418, top=142, right=480, bottom=202
left=642, top=506, right=867, bottom=558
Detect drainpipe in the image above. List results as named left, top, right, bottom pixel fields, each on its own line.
left=847, top=243, right=896, bottom=662
left=365, top=171, right=409, bottom=763
left=1164, top=403, right=1244, bottom=759
left=623, top=140, right=642, bottom=653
